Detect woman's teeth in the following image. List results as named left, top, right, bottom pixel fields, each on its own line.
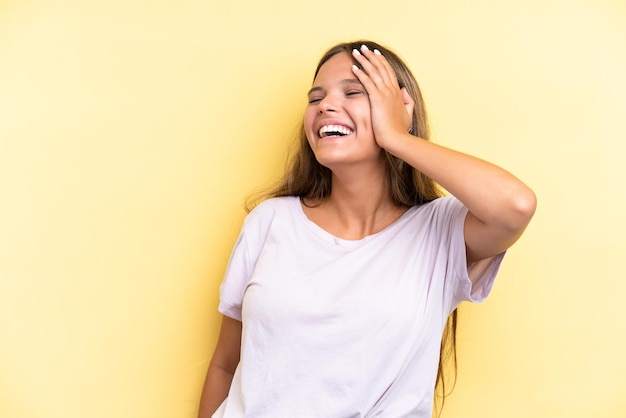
left=319, top=125, right=354, bottom=138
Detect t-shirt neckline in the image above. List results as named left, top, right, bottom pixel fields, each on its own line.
left=291, top=197, right=416, bottom=248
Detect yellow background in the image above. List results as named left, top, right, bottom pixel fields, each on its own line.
left=1, top=0, right=625, bottom=417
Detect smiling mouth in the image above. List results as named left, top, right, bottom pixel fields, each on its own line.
left=318, top=124, right=354, bottom=138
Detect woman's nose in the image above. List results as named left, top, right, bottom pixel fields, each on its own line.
left=319, top=94, right=339, bottom=113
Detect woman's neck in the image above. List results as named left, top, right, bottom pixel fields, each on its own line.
left=302, top=164, right=406, bottom=240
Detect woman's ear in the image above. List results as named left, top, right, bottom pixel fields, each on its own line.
left=401, top=87, right=414, bottom=130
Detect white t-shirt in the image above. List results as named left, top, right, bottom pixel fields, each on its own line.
left=215, top=195, right=504, bottom=418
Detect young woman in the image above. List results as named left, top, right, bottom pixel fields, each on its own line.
left=198, top=40, right=536, bottom=417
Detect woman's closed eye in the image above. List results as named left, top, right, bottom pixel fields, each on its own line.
left=346, top=90, right=365, bottom=97
left=307, top=89, right=365, bottom=104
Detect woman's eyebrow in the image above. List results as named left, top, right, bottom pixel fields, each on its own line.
left=307, top=79, right=363, bottom=96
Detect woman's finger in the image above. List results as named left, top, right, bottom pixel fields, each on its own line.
left=351, top=48, right=384, bottom=88
left=350, top=57, right=377, bottom=94
left=357, top=45, right=398, bottom=89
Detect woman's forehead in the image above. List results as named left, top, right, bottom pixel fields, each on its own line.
left=312, top=53, right=356, bottom=85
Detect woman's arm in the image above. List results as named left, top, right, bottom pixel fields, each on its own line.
left=198, top=315, right=242, bottom=418
left=387, top=137, right=536, bottom=263
left=352, top=46, right=536, bottom=267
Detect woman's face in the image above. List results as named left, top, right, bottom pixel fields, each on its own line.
left=304, top=52, right=382, bottom=170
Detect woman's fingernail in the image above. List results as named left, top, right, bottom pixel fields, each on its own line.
left=352, top=64, right=359, bottom=71
left=352, top=48, right=361, bottom=56
left=361, top=44, right=369, bottom=51
left=374, top=49, right=382, bottom=56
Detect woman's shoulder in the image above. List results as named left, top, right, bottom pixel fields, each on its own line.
left=238, top=196, right=299, bottom=243
left=244, top=196, right=299, bottom=225
left=427, top=194, right=464, bottom=210
left=407, top=195, right=466, bottom=224
left=412, top=194, right=461, bottom=212
left=249, top=196, right=298, bottom=215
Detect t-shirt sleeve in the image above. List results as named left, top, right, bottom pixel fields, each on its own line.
left=217, top=200, right=277, bottom=321
left=218, top=230, right=250, bottom=321
left=441, top=196, right=506, bottom=305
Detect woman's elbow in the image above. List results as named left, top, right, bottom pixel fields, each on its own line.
left=509, top=187, right=537, bottom=231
